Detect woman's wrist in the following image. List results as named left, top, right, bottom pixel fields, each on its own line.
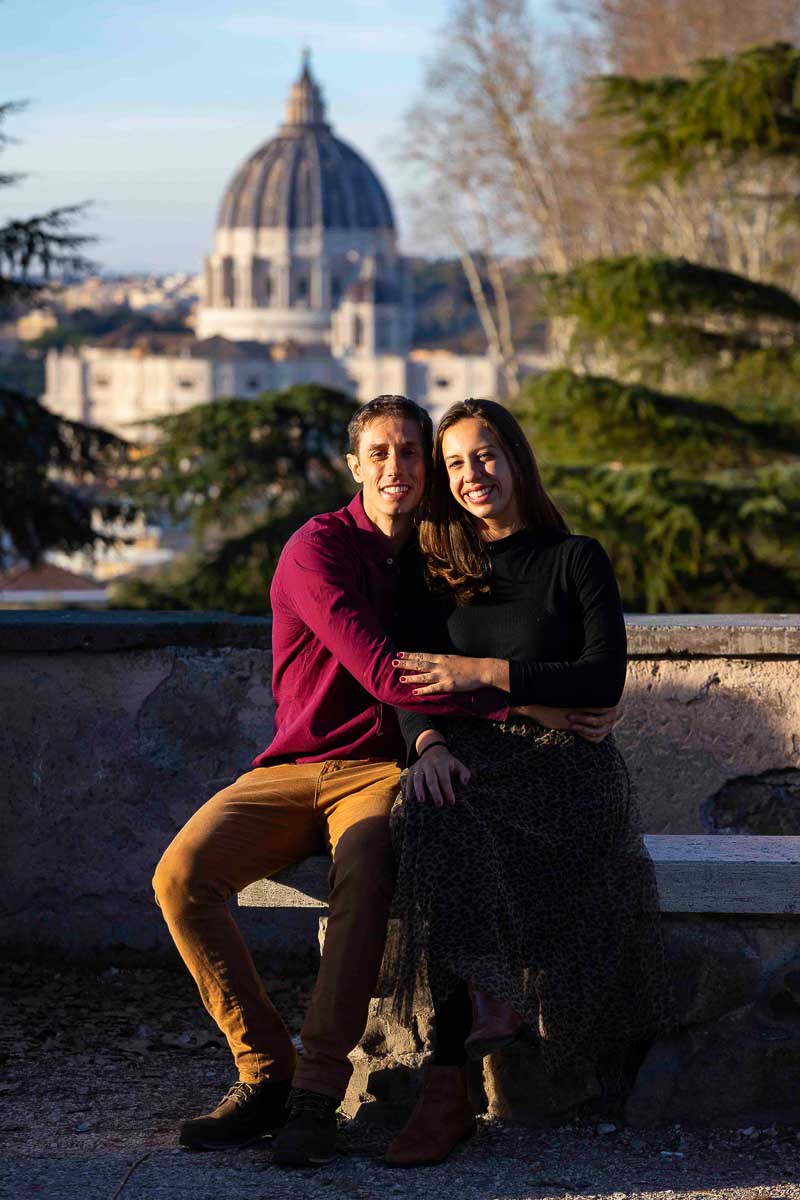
left=481, top=657, right=510, bottom=691
left=415, top=729, right=446, bottom=756
left=416, top=739, right=447, bottom=758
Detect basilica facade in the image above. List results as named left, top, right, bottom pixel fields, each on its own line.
left=43, top=57, right=500, bottom=436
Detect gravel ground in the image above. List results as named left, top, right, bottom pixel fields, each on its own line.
left=1, top=959, right=799, bottom=1200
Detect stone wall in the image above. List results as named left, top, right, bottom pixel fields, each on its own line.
left=623, top=616, right=800, bottom=835
left=1, top=612, right=799, bottom=958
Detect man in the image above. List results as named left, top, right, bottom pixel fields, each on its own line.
left=154, top=395, right=614, bottom=1168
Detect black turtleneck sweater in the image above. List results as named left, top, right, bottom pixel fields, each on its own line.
left=394, top=527, right=628, bottom=758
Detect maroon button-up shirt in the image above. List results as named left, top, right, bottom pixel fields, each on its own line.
left=252, top=492, right=509, bottom=766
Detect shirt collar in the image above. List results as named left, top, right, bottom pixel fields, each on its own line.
left=346, top=490, right=410, bottom=564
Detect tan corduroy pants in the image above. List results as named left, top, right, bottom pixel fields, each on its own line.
left=153, top=759, right=401, bottom=1099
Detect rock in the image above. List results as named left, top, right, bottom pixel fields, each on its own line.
left=660, top=918, right=762, bottom=1026
left=481, top=1038, right=599, bottom=1124
left=596, top=1122, right=617, bottom=1135
left=342, top=1052, right=427, bottom=1124
left=703, top=768, right=800, bottom=834
left=766, top=959, right=800, bottom=1016
left=359, top=1001, right=425, bottom=1059
left=625, top=1002, right=800, bottom=1127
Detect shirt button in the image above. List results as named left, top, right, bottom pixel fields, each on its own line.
left=386, top=557, right=394, bottom=565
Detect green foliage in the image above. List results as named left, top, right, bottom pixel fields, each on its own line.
left=541, top=256, right=800, bottom=375
left=592, top=42, right=800, bottom=187
left=111, top=502, right=343, bottom=614
left=592, top=42, right=800, bottom=183
left=703, top=345, right=800, bottom=424
left=524, top=41, right=800, bottom=614
left=544, top=462, right=800, bottom=612
left=0, top=386, right=133, bottom=567
left=134, top=385, right=357, bottom=534
left=519, top=370, right=799, bottom=469
left=0, top=98, right=125, bottom=569
left=117, top=384, right=359, bottom=612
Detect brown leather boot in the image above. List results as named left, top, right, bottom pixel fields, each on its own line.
left=464, top=985, right=527, bottom=1059
left=384, top=1065, right=476, bottom=1167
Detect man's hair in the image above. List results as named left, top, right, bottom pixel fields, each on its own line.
left=347, top=395, right=433, bottom=458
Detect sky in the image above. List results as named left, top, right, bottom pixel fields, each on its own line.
left=0, top=0, right=564, bottom=274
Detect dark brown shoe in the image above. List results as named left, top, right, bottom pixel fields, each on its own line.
left=272, top=1088, right=340, bottom=1167
left=464, top=985, right=527, bottom=1059
left=384, top=1065, right=476, bottom=1167
left=178, top=1078, right=292, bottom=1150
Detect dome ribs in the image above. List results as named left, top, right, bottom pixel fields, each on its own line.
left=216, top=128, right=395, bottom=233
left=252, top=139, right=284, bottom=229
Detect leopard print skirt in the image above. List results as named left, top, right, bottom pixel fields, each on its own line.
left=380, top=718, right=674, bottom=1076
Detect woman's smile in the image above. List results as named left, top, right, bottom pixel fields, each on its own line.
left=462, top=483, right=495, bottom=505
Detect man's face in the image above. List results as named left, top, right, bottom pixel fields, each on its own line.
left=347, top=416, right=427, bottom=525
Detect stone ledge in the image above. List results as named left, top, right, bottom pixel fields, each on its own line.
left=625, top=613, right=800, bottom=658
left=0, top=610, right=273, bottom=653
left=2, top=610, right=799, bottom=657
left=238, top=836, right=800, bottom=915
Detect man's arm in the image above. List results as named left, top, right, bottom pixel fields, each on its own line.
left=286, top=529, right=510, bottom=720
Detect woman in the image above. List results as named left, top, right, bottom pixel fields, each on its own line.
left=381, top=399, right=672, bottom=1168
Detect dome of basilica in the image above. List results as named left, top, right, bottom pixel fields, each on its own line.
left=217, top=55, right=395, bottom=233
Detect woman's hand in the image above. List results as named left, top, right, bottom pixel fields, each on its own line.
left=403, top=743, right=471, bottom=808
left=513, top=702, right=621, bottom=743
left=393, top=651, right=508, bottom=694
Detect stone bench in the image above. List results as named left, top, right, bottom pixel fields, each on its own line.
left=240, top=835, right=800, bottom=914
left=239, top=836, right=800, bottom=1128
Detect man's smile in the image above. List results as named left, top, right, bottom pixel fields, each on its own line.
left=381, top=484, right=413, bottom=498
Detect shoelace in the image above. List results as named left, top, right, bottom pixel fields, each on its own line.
left=287, top=1088, right=337, bottom=1122
left=220, top=1081, right=259, bottom=1109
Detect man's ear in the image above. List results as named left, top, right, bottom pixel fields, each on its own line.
left=346, top=452, right=363, bottom=485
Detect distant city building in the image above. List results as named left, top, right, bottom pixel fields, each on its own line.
left=0, top=562, right=108, bottom=608
left=43, top=54, right=515, bottom=435
left=46, top=273, right=200, bottom=315
left=16, top=308, right=58, bottom=341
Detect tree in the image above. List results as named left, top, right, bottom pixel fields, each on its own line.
left=515, top=43, right=800, bottom=612
left=0, top=101, right=95, bottom=311
left=404, top=0, right=800, bottom=389
left=112, top=385, right=359, bottom=614
left=0, top=388, right=133, bottom=569
left=0, top=100, right=134, bottom=569
left=401, top=0, right=585, bottom=398
left=564, top=0, right=800, bottom=81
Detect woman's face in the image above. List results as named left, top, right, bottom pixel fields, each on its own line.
left=441, top=418, right=521, bottom=534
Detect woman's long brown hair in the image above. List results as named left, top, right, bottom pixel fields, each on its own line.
left=419, top=399, right=568, bottom=603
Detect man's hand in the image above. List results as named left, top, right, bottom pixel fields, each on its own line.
left=393, top=651, right=507, bottom=693
left=404, top=743, right=471, bottom=808
left=513, top=703, right=621, bottom=743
